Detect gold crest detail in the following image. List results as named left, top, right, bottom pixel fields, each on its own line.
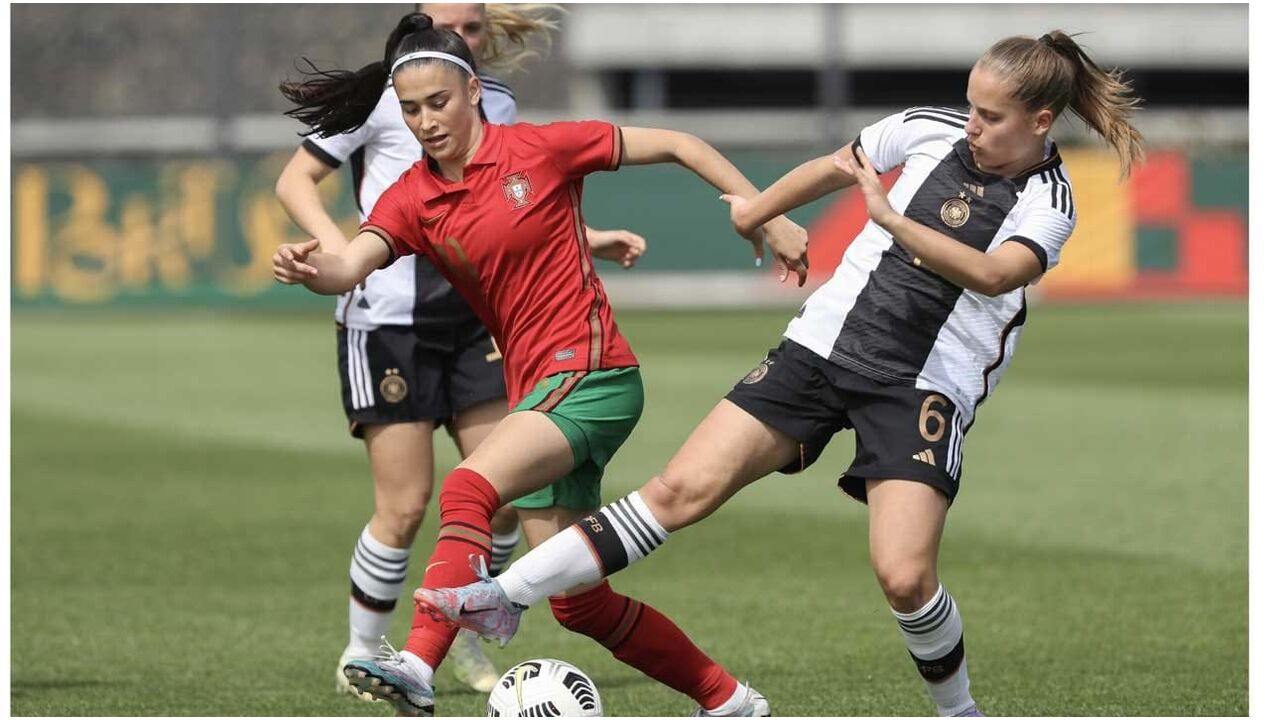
left=742, top=362, right=770, bottom=385
left=380, top=369, right=408, bottom=403
left=940, top=197, right=970, bottom=228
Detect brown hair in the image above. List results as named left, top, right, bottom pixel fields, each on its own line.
left=977, top=30, right=1145, bottom=177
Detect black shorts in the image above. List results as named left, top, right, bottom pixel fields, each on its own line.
left=336, top=319, right=506, bottom=438
left=725, top=339, right=967, bottom=503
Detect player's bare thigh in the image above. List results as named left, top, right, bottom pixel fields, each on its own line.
left=639, top=399, right=801, bottom=532
left=456, top=410, right=577, bottom=504
left=364, top=420, right=437, bottom=547
left=865, top=478, right=950, bottom=612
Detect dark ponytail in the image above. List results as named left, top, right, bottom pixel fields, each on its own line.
left=280, top=12, right=478, bottom=138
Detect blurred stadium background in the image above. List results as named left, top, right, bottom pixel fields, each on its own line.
left=10, top=4, right=1248, bottom=717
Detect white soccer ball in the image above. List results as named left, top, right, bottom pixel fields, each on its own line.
left=486, top=658, right=603, bottom=717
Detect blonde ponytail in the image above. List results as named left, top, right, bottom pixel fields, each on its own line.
left=978, top=31, right=1146, bottom=177
left=479, top=4, right=563, bottom=73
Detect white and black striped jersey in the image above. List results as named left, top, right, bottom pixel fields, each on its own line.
left=302, top=73, right=517, bottom=330
left=785, top=107, right=1077, bottom=425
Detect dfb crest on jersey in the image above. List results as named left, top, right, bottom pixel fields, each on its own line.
left=940, top=196, right=971, bottom=228
left=502, top=171, right=534, bottom=209
left=380, top=368, right=408, bottom=403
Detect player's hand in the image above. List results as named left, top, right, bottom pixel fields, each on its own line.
left=835, top=148, right=896, bottom=226
left=719, top=193, right=766, bottom=268
left=587, top=228, right=648, bottom=269
left=761, top=216, right=810, bottom=287
left=273, top=238, right=321, bottom=284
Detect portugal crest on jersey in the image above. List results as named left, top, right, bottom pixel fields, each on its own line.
left=502, top=171, right=534, bottom=209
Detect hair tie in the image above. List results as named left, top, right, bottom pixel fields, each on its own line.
left=390, top=50, right=476, bottom=77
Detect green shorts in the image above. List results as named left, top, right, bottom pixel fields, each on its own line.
left=510, top=366, right=644, bottom=510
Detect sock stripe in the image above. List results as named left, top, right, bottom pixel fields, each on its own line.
left=492, top=536, right=520, bottom=550
left=572, top=524, right=610, bottom=576
left=354, top=543, right=409, bottom=575
left=446, top=520, right=492, bottom=538
left=350, top=579, right=398, bottom=611
left=605, top=503, right=656, bottom=555
left=897, top=591, right=952, bottom=631
left=909, top=634, right=966, bottom=682
left=352, top=557, right=408, bottom=586
left=438, top=524, right=492, bottom=551
left=619, top=495, right=663, bottom=550
left=602, top=598, right=643, bottom=649
left=357, top=537, right=410, bottom=567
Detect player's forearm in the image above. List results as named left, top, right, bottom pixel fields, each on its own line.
left=300, top=251, right=364, bottom=295
left=275, top=172, right=350, bottom=254
left=879, top=213, right=1013, bottom=296
left=739, top=155, right=855, bottom=233
left=669, top=133, right=763, bottom=203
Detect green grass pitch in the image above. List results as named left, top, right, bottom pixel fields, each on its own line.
left=11, top=302, right=1246, bottom=716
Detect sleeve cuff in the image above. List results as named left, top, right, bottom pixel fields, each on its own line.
left=1002, top=235, right=1048, bottom=273
left=360, top=224, right=399, bottom=269
left=850, top=135, right=881, bottom=174
left=608, top=124, right=623, bottom=171
left=302, top=139, right=343, bottom=169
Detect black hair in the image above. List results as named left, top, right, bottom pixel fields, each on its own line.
left=279, top=12, right=479, bottom=137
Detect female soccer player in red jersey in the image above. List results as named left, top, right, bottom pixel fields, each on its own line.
left=273, top=13, right=808, bottom=718
left=420, top=31, right=1145, bottom=717
left=277, top=5, right=608, bottom=697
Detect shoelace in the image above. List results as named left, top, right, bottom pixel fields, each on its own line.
left=375, top=636, right=402, bottom=664
left=468, top=554, right=492, bottom=581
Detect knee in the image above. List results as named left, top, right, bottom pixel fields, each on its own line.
left=643, top=467, right=716, bottom=531
left=374, top=502, right=428, bottom=546
left=873, top=560, right=938, bottom=613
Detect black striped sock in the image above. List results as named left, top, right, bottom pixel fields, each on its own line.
left=348, top=526, right=409, bottom=648
left=892, top=585, right=974, bottom=715
left=489, top=528, right=521, bottom=575
left=573, top=491, right=670, bottom=576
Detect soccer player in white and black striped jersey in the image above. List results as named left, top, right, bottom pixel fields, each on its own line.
left=276, top=4, right=645, bottom=700
left=414, top=31, right=1146, bottom=716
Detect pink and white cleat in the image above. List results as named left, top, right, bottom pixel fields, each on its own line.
left=413, top=555, right=525, bottom=647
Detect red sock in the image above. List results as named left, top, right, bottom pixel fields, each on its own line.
left=549, top=582, right=737, bottom=709
left=404, top=467, right=499, bottom=667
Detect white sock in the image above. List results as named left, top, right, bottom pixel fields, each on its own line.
left=497, top=491, right=669, bottom=607
left=347, top=525, right=409, bottom=655
left=703, top=681, right=750, bottom=716
left=892, top=585, right=975, bottom=717
left=397, top=645, right=436, bottom=686
left=489, top=527, right=521, bottom=575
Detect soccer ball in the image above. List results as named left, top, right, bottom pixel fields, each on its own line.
left=486, top=658, right=603, bottom=717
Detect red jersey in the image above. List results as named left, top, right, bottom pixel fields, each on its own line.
left=361, top=121, right=638, bottom=407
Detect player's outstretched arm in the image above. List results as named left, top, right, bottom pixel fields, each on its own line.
left=839, top=147, right=1042, bottom=296
left=274, top=147, right=351, bottom=254
left=272, top=231, right=390, bottom=295
left=722, top=143, right=860, bottom=238
left=618, top=126, right=809, bottom=284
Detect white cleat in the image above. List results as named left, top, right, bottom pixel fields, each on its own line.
left=449, top=628, right=500, bottom=693
left=692, top=685, right=771, bottom=717
left=951, top=704, right=984, bottom=717
left=343, top=638, right=436, bottom=717
left=335, top=646, right=377, bottom=702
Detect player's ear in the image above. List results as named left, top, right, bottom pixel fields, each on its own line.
left=468, top=75, right=482, bottom=107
